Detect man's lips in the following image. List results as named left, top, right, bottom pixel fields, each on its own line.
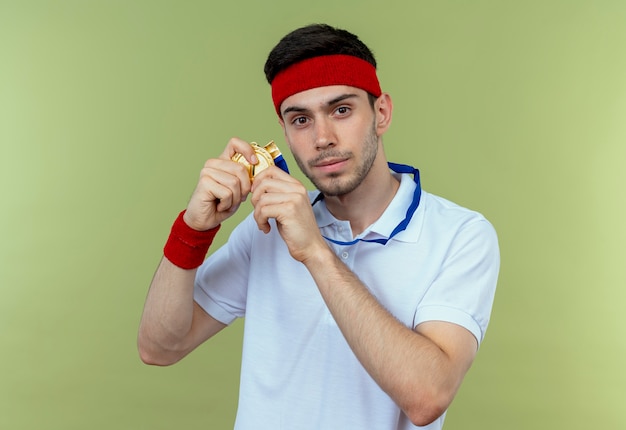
left=312, top=158, right=349, bottom=173
left=313, top=157, right=348, bottom=167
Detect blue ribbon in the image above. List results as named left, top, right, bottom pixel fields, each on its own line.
left=312, top=162, right=421, bottom=246
left=273, top=154, right=290, bottom=174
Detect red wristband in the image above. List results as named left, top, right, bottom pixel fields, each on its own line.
left=163, top=210, right=221, bottom=269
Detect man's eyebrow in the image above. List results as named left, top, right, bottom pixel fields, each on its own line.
left=326, top=93, right=359, bottom=106
left=282, top=105, right=308, bottom=116
left=282, top=93, right=360, bottom=116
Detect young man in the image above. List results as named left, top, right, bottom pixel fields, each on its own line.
left=138, top=24, right=499, bottom=429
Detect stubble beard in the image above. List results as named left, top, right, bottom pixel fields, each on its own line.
left=293, top=122, right=379, bottom=197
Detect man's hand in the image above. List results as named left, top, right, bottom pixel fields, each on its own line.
left=250, top=166, right=327, bottom=262
left=138, top=137, right=259, bottom=366
left=184, top=137, right=258, bottom=231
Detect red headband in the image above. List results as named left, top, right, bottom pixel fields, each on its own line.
left=271, top=54, right=382, bottom=115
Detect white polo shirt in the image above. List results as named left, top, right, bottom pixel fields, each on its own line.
left=194, top=171, right=500, bottom=430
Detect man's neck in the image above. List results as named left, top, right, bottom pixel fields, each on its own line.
left=323, top=158, right=400, bottom=237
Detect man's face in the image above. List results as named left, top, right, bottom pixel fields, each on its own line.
left=279, top=85, right=380, bottom=197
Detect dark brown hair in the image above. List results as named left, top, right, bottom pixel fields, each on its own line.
left=264, top=24, right=377, bottom=85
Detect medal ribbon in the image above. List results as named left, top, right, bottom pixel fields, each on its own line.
left=312, top=162, right=421, bottom=246
left=273, top=154, right=290, bottom=174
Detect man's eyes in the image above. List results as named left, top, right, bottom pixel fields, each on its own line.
left=291, top=116, right=309, bottom=125
left=288, top=106, right=351, bottom=126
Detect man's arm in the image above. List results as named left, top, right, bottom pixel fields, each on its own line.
left=138, top=257, right=226, bottom=366
left=302, top=248, right=478, bottom=427
left=250, top=167, right=482, bottom=427
left=137, top=138, right=258, bottom=365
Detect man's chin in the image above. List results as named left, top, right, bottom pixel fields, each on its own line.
left=314, top=178, right=359, bottom=198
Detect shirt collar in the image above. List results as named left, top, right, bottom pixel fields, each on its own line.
left=311, top=167, right=422, bottom=244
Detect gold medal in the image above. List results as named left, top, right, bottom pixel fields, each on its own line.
left=231, top=141, right=277, bottom=181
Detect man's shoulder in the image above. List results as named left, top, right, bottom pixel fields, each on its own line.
left=420, top=190, right=495, bottom=232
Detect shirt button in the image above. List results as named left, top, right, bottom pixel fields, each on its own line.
left=341, top=251, right=349, bottom=259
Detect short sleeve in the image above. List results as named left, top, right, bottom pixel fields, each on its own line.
left=193, top=214, right=256, bottom=325
left=414, top=218, right=500, bottom=345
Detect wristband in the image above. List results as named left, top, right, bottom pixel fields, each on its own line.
left=163, top=210, right=221, bottom=269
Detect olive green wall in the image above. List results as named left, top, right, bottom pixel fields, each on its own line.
left=1, top=1, right=624, bottom=429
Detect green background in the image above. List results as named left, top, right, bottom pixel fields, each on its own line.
left=2, top=1, right=625, bottom=429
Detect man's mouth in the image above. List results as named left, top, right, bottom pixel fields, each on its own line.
left=312, top=157, right=349, bottom=174
left=314, top=157, right=346, bottom=167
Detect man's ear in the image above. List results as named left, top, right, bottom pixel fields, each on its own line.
left=375, top=93, right=393, bottom=136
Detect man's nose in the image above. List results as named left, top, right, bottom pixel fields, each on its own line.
left=314, top=117, right=336, bottom=150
